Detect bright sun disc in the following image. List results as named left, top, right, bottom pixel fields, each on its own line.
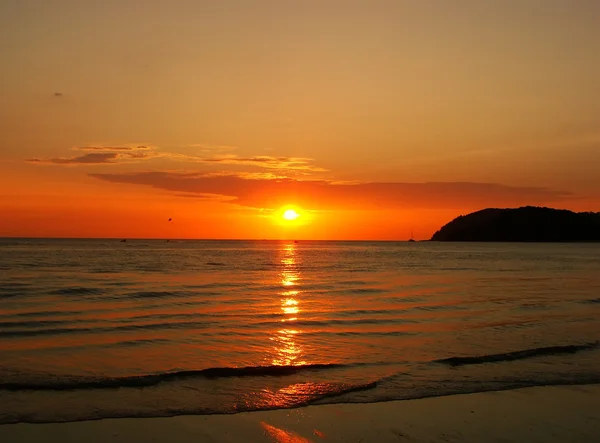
left=283, top=209, right=300, bottom=221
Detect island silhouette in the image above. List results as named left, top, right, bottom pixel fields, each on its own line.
left=430, top=206, right=600, bottom=242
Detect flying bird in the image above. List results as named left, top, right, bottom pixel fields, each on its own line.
left=168, top=218, right=172, bottom=222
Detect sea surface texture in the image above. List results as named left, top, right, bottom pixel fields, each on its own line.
left=1, top=239, right=599, bottom=424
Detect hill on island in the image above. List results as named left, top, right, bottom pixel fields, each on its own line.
left=430, top=206, right=600, bottom=242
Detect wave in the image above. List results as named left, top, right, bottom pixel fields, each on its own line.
left=0, top=323, right=422, bottom=339
left=4, top=373, right=600, bottom=425
left=0, top=315, right=422, bottom=338
left=257, top=380, right=379, bottom=409
left=582, top=298, right=600, bottom=304
left=0, top=319, right=73, bottom=329
left=307, top=381, right=377, bottom=401
left=0, top=379, right=380, bottom=424
left=0, top=282, right=32, bottom=298
left=435, top=342, right=599, bottom=367
left=0, top=363, right=348, bottom=391
left=125, top=290, right=192, bottom=299
left=0, top=322, right=197, bottom=338
left=0, top=282, right=31, bottom=288
left=48, top=287, right=103, bottom=296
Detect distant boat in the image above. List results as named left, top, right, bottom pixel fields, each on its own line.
left=408, top=230, right=416, bottom=242
left=120, top=239, right=127, bottom=243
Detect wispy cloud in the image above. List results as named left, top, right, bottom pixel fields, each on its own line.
left=76, top=145, right=152, bottom=152
left=194, top=154, right=327, bottom=172
left=26, top=144, right=325, bottom=174
left=90, top=171, right=571, bottom=210
left=196, top=171, right=290, bottom=180
left=26, top=145, right=157, bottom=165
left=28, top=153, right=121, bottom=164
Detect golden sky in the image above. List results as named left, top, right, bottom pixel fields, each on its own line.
left=1, top=0, right=599, bottom=239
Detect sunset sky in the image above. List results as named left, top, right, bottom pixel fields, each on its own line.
left=1, top=0, right=599, bottom=240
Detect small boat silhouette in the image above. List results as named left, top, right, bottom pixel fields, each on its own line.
left=408, top=230, right=416, bottom=242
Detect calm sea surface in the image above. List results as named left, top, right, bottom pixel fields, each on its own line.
left=1, top=239, right=599, bottom=423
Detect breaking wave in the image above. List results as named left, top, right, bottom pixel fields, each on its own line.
left=435, top=342, right=599, bottom=367
left=0, top=363, right=348, bottom=391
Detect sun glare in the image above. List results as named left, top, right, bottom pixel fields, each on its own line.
left=282, top=209, right=300, bottom=221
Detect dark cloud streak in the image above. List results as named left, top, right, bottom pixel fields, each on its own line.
left=28, top=153, right=119, bottom=164
left=89, top=171, right=571, bottom=210
left=27, top=147, right=153, bottom=165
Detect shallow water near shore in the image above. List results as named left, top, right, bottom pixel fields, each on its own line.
left=1, top=239, right=599, bottom=423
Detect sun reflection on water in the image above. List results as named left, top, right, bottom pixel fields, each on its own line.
left=270, top=243, right=306, bottom=366
left=282, top=296, right=299, bottom=316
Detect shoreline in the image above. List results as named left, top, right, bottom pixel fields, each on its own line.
left=2, top=384, right=599, bottom=442
left=3, top=379, right=600, bottom=426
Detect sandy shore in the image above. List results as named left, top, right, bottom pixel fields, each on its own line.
left=2, top=384, right=599, bottom=442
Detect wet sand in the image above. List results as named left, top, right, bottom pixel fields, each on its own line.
left=2, top=384, right=599, bottom=442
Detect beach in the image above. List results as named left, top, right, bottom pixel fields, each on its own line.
left=2, top=384, right=599, bottom=442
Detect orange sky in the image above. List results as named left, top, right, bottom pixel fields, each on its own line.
left=1, top=1, right=599, bottom=240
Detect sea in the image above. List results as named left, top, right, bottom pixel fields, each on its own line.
left=1, top=238, right=599, bottom=424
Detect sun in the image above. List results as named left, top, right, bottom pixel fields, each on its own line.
left=282, top=209, right=300, bottom=221
left=273, top=206, right=311, bottom=227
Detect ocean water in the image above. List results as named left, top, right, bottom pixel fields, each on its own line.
left=0, top=239, right=599, bottom=424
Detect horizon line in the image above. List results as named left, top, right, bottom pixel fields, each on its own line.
left=0, top=236, right=425, bottom=242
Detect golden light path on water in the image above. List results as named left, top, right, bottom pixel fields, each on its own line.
left=271, top=242, right=306, bottom=367
left=247, top=242, right=331, bottom=412
left=253, top=243, right=375, bottom=417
